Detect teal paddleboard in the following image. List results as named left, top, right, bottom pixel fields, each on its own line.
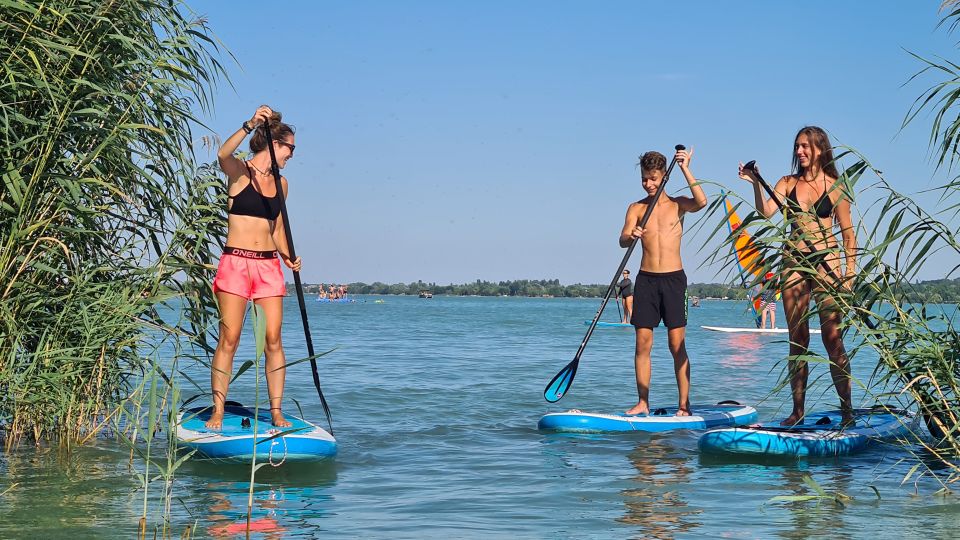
left=176, top=404, right=336, bottom=463
left=698, top=408, right=916, bottom=458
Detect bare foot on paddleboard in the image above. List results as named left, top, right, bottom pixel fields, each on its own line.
left=676, top=408, right=691, bottom=417
left=625, top=402, right=649, bottom=416
left=271, top=409, right=292, bottom=428
left=780, top=412, right=804, bottom=426
left=205, top=410, right=224, bottom=430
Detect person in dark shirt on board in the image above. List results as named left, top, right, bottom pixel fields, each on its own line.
left=617, top=269, right=634, bottom=323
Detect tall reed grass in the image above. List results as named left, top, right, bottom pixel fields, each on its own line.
left=0, top=0, right=227, bottom=447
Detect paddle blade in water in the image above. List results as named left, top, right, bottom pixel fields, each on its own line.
left=544, top=360, right=578, bottom=403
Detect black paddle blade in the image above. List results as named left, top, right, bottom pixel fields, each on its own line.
left=544, top=359, right=579, bottom=403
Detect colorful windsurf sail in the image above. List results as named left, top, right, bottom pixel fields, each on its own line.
left=723, top=192, right=764, bottom=327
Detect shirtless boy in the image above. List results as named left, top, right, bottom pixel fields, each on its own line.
left=620, top=148, right=707, bottom=416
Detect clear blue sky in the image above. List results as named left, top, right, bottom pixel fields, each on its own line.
left=188, top=1, right=959, bottom=285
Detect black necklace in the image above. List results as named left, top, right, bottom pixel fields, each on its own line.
left=248, top=161, right=272, bottom=177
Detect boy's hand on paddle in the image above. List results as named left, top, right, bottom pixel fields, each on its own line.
left=283, top=255, right=302, bottom=272
left=738, top=162, right=759, bottom=183
left=676, top=148, right=693, bottom=169
left=629, top=226, right=645, bottom=240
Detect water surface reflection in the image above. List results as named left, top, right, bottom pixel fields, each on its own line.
left=618, top=435, right=701, bottom=539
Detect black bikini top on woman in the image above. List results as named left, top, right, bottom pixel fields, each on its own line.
left=227, top=162, right=282, bottom=220
left=787, top=180, right=834, bottom=219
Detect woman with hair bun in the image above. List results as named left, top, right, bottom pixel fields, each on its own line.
left=207, top=105, right=301, bottom=429
left=739, top=126, right=858, bottom=426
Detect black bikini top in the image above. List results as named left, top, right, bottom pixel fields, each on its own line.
left=787, top=179, right=834, bottom=219
left=227, top=163, right=282, bottom=221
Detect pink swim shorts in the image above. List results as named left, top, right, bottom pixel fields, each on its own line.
left=212, top=247, right=286, bottom=300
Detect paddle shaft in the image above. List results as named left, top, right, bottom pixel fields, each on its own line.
left=574, top=146, right=685, bottom=364
left=264, top=126, right=334, bottom=434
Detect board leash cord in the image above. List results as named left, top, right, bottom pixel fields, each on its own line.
left=268, top=431, right=288, bottom=467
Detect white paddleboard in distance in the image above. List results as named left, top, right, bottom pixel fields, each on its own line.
left=701, top=325, right=821, bottom=334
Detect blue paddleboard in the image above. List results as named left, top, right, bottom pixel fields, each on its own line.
left=698, top=408, right=917, bottom=458
left=538, top=402, right=758, bottom=433
left=585, top=320, right=633, bottom=328
left=176, top=404, right=336, bottom=463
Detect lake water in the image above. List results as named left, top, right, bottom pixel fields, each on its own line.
left=2, top=295, right=958, bottom=538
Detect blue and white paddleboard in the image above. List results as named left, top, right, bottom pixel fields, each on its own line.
left=176, top=404, right=336, bottom=463
left=585, top=320, right=633, bottom=328
left=698, top=408, right=917, bottom=458
left=538, top=402, right=758, bottom=433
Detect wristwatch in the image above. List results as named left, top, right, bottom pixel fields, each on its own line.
left=241, top=121, right=254, bottom=134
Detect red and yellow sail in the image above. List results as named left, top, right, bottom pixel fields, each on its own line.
left=723, top=193, right=765, bottom=327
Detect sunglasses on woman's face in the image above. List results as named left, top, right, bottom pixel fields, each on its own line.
left=276, top=141, right=296, bottom=154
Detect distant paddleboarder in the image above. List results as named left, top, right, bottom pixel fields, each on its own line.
left=759, top=272, right=777, bottom=329
left=739, top=126, right=858, bottom=426
left=617, top=269, right=633, bottom=323
left=207, top=105, right=301, bottom=430
left=620, top=148, right=707, bottom=416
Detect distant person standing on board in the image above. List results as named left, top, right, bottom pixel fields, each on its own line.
left=208, top=105, right=301, bottom=429
left=759, top=272, right=777, bottom=329
left=739, top=126, right=858, bottom=426
left=618, top=269, right=634, bottom=323
left=621, top=148, right=707, bottom=416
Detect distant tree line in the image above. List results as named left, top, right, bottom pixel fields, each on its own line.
left=298, top=277, right=960, bottom=303
left=302, top=279, right=755, bottom=299
left=304, top=279, right=601, bottom=297
left=899, top=278, right=960, bottom=303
